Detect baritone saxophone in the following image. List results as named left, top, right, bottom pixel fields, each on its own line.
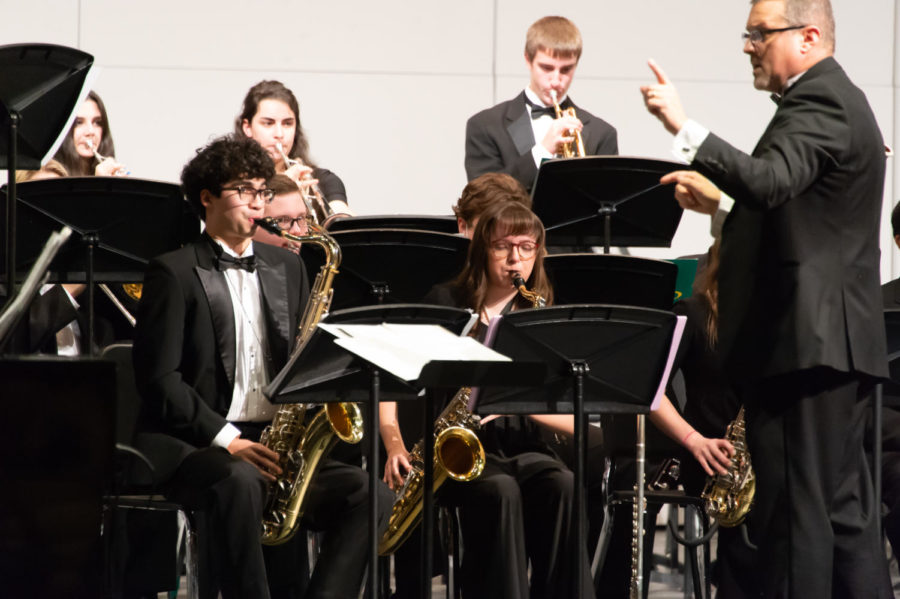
left=255, top=216, right=364, bottom=546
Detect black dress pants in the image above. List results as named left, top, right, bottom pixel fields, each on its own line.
left=743, top=368, right=892, bottom=599
left=168, top=447, right=270, bottom=599
left=167, top=447, right=392, bottom=599
left=441, top=451, right=595, bottom=599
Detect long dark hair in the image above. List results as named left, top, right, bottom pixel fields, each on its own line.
left=695, top=239, right=720, bottom=348
left=53, top=91, right=116, bottom=177
left=234, top=80, right=317, bottom=169
left=454, top=201, right=553, bottom=316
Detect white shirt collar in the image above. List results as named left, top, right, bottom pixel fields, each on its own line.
left=213, top=238, right=255, bottom=259
left=524, top=87, right=567, bottom=109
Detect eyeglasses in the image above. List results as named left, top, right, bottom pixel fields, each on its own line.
left=742, top=25, right=806, bottom=46
left=222, top=186, right=275, bottom=203
left=489, top=240, right=538, bottom=260
left=272, top=216, right=309, bottom=232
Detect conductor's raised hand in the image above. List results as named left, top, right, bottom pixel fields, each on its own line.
left=640, top=59, right=687, bottom=135
left=227, top=437, right=282, bottom=481
left=661, top=170, right=721, bottom=215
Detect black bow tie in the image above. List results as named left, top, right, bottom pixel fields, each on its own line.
left=526, top=97, right=572, bottom=119
left=216, top=253, right=257, bottom=273
left=770, top=93, right=781, bottom=105
left=529, top=104, right=556, bottom=119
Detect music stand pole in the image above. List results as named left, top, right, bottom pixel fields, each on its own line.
left=368, top=367, right=381, bottom=599
left=421, top=389, right=435, bottom=599
left=85, top=233, right=97, bottom=354
left=5, top=112, right=18, bottom=304
left=573, top=362, right=588, bottom=599
left=600, top=205, right=614, bottom=255
left=634, top=413, right=647, bottom=598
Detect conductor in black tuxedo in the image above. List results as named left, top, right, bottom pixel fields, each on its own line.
left=641, top=0, right=891, bottom=596
left=464, top=16, right=618, bottom=192
left=133, top=135, right=392, bottom=598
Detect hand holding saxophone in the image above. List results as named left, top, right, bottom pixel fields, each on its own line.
left=383, top=447, right=413, bottom=490
left=682, top=431, right=734, bottom=477
left=227, top=437, right=283, bottom=482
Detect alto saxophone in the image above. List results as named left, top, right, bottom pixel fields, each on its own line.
left=378, top=272, right=546, bottom=555
left=702, top=405, right=755, bottom=527
left=255, top=216, right=365, bottom=546
left=378, top=387, right=485, bottom=555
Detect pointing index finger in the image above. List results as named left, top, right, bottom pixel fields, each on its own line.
left=647, top=58, right=669, bottom=84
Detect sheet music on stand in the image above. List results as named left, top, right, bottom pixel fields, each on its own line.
left=0, top=226, right=72, bottom=349
left=316, top=318, right=505, bottom=384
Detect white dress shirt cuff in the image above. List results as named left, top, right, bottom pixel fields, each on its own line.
left=711, top=193, right=734, bottom=238
left=212, top=422, right=242, bottom=449
left=532, top=143, right=554, bottom=168
left=672, top=119, right=710, bottom=164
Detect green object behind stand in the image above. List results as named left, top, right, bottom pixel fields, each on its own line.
left=671, top=258, right=698, bottom=302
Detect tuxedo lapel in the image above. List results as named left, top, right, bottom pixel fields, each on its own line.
left=194, top=240, right=237, bottom=389
left=254, top=244, right=292, bottom=369
left=505, top=92, right=535, bottom=156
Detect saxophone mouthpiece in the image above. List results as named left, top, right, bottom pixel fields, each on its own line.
left=511, top=271, right=526, bottom=289
left=254, top=216, right=281, bottom=235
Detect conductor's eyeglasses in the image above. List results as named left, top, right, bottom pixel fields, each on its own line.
left=489, top=240, right=538, bottom=260
left=222, top=186, right=275, bottom=203
left=742, top=25, right=806, bottom=46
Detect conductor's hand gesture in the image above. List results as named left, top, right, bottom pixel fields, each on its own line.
left=641, top=59, right=687, bottom=135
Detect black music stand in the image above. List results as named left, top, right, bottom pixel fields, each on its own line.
left=265, top=304, right=544, bottom=599
left=0, top=177, right=200, bottom=353
left=0, top=356, right=114, bottom=598
left=326, top=214, right=459, bottom=235
left=475, top=305, right=682, bottom=599
left=545, top=254, right=678, bottom=310
left=532, top=156, right=684, bottom=253
left=299, top=229, right=468, bottom=309
left=0, top=43, right=95, bottom=302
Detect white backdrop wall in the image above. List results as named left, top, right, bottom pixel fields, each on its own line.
left=3, top=0, right=898, bottom=279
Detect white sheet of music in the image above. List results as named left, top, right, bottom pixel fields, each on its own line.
left=317, top=322, right=510, bottom=382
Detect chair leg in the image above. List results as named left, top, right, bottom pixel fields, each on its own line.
left=179, top=509, right=199, bottom=599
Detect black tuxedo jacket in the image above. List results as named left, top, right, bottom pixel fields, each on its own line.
left=883, top=278, right=900, bottom=309
left=133, top=235, right=310, bottom=478
left=464, top=91, right=618, bottom=191
left=1, top=284, right=117, bottom=354
left=692, top=57, right=887, bottom=383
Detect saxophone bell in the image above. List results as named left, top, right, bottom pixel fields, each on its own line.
left=378, top=388, right=485, bottom=556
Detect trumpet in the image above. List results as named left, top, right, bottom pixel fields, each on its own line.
left=275, top=142, right=334, bottom=225
left=550, top=90, right=586, bottom=158
left=86, top=138, right=128, bottom=176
